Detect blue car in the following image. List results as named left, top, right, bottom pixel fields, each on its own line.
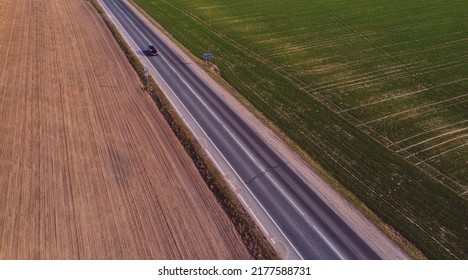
left=147, top=45, right=158, bottom=56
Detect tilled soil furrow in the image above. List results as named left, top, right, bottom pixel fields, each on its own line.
left=0, top=0, right=250, bottom=259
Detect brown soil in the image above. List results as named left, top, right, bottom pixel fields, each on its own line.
left=0, top=0, right=250, bottom=259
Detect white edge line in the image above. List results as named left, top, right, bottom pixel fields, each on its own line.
left=313, top=225, right=345, bottom=260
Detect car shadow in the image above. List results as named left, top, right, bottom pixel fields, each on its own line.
left=136, top=50, right=150, bottom=57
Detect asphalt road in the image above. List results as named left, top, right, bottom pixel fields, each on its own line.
left=100, top=0, right=381, bottom=260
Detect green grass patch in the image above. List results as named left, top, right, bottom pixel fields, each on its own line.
left=132, top=0, right=468, bottom=259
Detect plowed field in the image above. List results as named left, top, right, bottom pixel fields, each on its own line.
left=0, top=0, right=250, bottom=259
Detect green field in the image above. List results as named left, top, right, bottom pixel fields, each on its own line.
left=133, top=0, right=468, bottom=258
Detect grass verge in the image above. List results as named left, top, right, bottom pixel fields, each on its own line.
left=87, top=0, right=279, bottom=260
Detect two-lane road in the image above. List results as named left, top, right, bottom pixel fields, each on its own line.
left=100, top=0, right=381, bottom=259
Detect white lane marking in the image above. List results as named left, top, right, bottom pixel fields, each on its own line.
left=103, top=0, right=304, bottom=260
left=265, top=169, right=345, bottom=259
left=264, top=169, right=343, bottom=258
left=313, top=225, right=345, bottom=260
left=265, top=173, right=304, bottom=216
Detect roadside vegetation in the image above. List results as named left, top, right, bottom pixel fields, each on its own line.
left=131, top=0, right=468, bottom=259
left=87, top=0, right=279, bottom=260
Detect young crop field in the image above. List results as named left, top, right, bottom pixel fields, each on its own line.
left=132, top=0, right=468, bottom=259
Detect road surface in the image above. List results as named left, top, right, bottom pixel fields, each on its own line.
left=100, top=0, right=383, bottom=260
